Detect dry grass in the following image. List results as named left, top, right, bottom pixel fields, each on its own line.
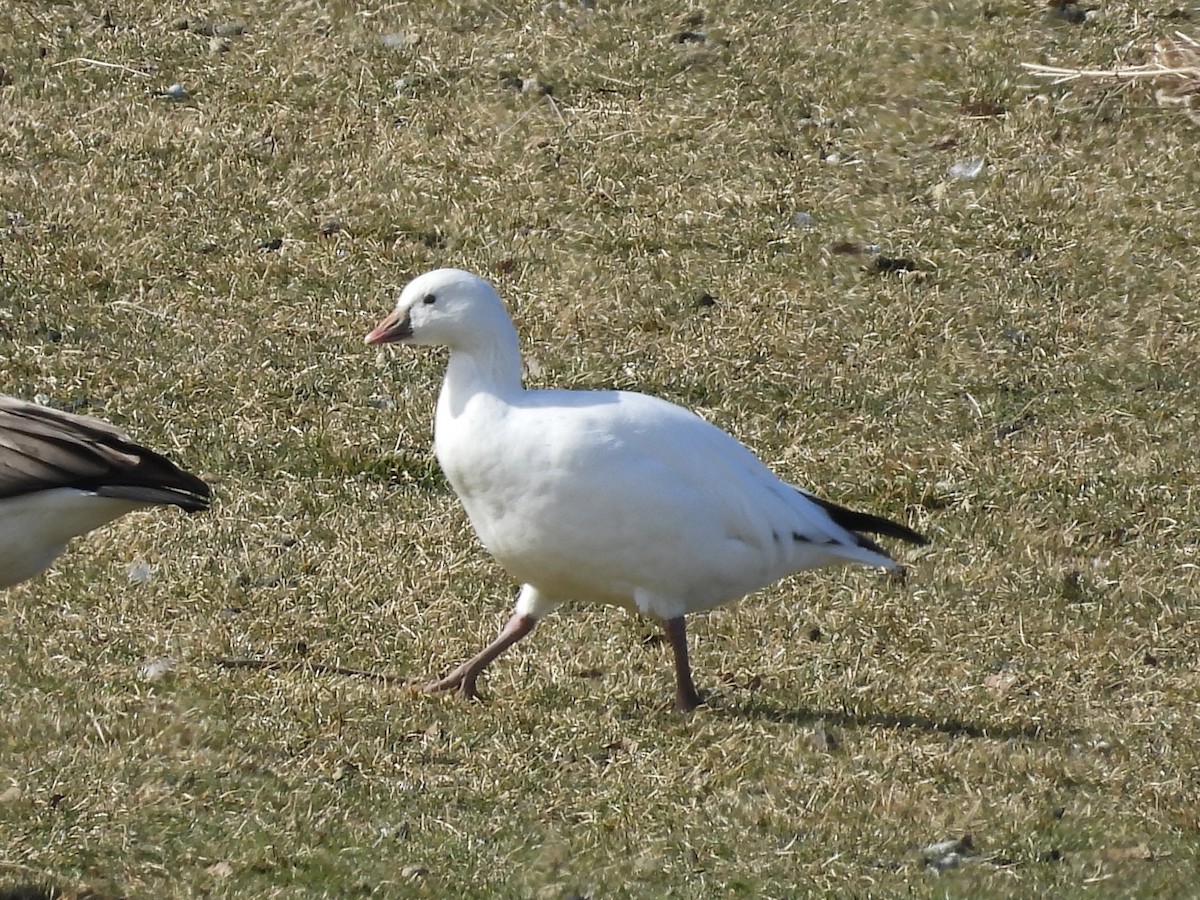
left=2, top=1, right=1199, bottom=897
left=1023, top=29, right=1200, bottom=123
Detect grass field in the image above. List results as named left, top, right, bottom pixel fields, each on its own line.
left=2, top=1, right=1199, bottom=897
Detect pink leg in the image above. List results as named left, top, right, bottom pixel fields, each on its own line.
left=423, top=612, right=538, bottom=700
left=662, top=616, right=703, bottom=711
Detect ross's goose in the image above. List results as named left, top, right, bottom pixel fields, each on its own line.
left=367, top=269, right=928, bottom=710
left=0, top=395, right=210, bottom=589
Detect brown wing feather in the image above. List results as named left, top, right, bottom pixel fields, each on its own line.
left=0, top=395, right=210, bottom=510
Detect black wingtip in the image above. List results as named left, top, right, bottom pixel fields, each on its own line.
left=801, top=489, right=929, bottom=546
left=95, top=483, right=211, bottom=512
left=0, top=395, right=213, bottom=506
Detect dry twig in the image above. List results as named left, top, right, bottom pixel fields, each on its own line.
left=214, top=657, right=405, bottom=683
left=1022, top=31, right=1200, bottom=124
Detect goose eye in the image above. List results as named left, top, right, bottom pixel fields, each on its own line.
left=422, top=293, right=437, bottom=305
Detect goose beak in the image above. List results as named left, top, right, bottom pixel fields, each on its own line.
left=366, top=309, right=413, bottom=345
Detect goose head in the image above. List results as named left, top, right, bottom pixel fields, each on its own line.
left=366, top=268, right=513, bottom=352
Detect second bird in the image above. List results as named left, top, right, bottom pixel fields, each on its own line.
left=0, top=396, right=210, bottom=589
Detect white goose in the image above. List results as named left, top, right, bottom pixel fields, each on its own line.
left=367, top=269, right=927, bottom=710
left=0, top=395, right=210, bottom=589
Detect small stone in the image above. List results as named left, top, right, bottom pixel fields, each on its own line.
left=205, top=861, right=234, bottom=879
left=1047, top=0, right=1088, bottom=24
left=983, top=670, right=1019, bottom=695
left=163, top=83, right=187, bottom=100
left=209, top=36, right=231, bottom=53
left=365, top=394, right=396, bottom=410
left=810, top=718, right=840, bottom=752
left=928, top=852, right=964, bottom=871
left=921, top=835, right=973, bottom=858
left=0, top=785, right=21, bottom=804
left=791, top=211, right=815, bottom=229
left=381, top=31, right=421, bottom=50
left=921, top=835, right=974, bottom=872
left=521, top=76, right=552, bottom=96
left=318, top=216, right=342, bottom=236
left=401, top=865, right=429, bottom=880
left=140, top=657, right=176, bottom=683
left=866, top=256, right=918, bottom=275
left=213, top=20, right=246, bottom=37
left=960, top=99, right=1006, bottom=117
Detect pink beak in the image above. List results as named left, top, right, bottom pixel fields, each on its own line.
left=365, top=308, right=412, bottom=345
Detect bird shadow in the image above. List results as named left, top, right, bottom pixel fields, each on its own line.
left=717, top=695, right=1054, bottom=742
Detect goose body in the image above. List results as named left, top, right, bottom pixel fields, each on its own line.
left=367, top=269, right=927, bottom=709
left=0, top=396, right=210, bottom=588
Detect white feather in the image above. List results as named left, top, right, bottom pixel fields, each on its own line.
left=373, top=269, right=917, bottom=622
left=367, top=269, right=925, bottom=707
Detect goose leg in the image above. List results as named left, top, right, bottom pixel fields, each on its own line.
left=423, top=612, right=538, bottom=700
left=662, top=616, right=703, bottom=711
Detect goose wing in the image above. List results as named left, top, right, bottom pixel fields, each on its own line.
left=0, top=396, right=210, bottom=510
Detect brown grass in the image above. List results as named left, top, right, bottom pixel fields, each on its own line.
left=2, top=1, right=1200, bottom=897
left=1023, top=30, right=1200, bottom=123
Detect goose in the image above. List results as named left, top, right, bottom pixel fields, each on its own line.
left=366, top=269, right=927, bottom=710
left=0, top=395, right=210, bottom=588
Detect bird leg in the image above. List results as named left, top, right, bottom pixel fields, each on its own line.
left=662, top=616, right=703, bottom=711
left=422, top=612, right=538, bottom=700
